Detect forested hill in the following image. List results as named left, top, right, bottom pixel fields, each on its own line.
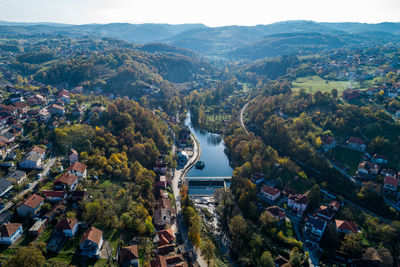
left=0, top=20, right=399, bottom=59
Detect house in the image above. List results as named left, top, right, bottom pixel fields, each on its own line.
left=346, top=137, right=366, bottom=152
left=0, top=212, right=13, bottom=225
left=156, top=228, right=175, bottom=246
left=16, top=194, right=44, bottom=217
left=287, top=194, right=309, bottom=217
left=151, top=254, right=187, bottom=267
left=29, top=146, right=46, bottom=159
left=304, top=216, right=327, bottom=245
left=371, top=154, right=389, bottom=165
left=27, top=94, right=46, bottom=106
left=55, top=218, right=78, bottom=237
left=38, top=108, right=51, bottom=122
left=29, top=218, right=47, bottom=236
left=156, top=175, right=167, bottom=189
left=343, top=89, right=360, bottom=100
left=68, top=149, right=79, bottom=164
left=316, top=205, right=335, bottom=221
left=381, top=169, right=396, bottom=178
left=0, top=132, right=16, bottom=143
left=260, top=186, right=281, bottom=202
left=79, top=226, right=103, bottom=258
left=119, top=245, right=139, bottom=267
left=44, top=203, right=67, bottom=220
left=49, top=104, right=65, bottom=115
left=320, top=135, right=337, bottom=152
left=19, top=153, right=42, bottom=169
left=42, top=190, right=67, bottom=202
left=0, top=179, right=13, bottom=197
left=54, top=173, right=78, bottom=191
left=67, top=161, right=87, bottom=178
left=0, top=223, right=23, bottom=244
left=384, top=177, right=399, bottom=191
left=357, top=161, right=380, bottom=178
left=335, top=220, right=359, bottom=234
left=13, top=102, right=30, bottom=114
left=154, top=206, right=172, bottom=229
left=274, top=255, right=292, bottom=267
left=329, top=200, right=341, bottom=212
left=265, top=206, right=286, bottom=221
left=70, top=190, right=87, bottom=202
left=4, top=170, right=27, bottom=185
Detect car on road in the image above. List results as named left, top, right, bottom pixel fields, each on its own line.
left=36, top=173, right=42, bottom=180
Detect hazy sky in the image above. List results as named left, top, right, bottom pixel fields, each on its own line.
left=0, top=0, right=399, bottom=26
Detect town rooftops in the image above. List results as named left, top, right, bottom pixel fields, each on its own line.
left=266, top=206, right=285, bottom=219
left=305, top=216, right=326, bottom=231
left=67, top=161, right=87, bottom=173
left=261, top=185, right=281, bottom=196
left=55, top=173, right=78, bottom=186
left=21, top=194, right=44, bottom=209
left=316, top=205, right=334, bottom=219
left=31, top=146, right=46, bottom=155
left=55, top=218, right=77, bottom=231
left=288, top=193, right=309, bottom=205
left=0, top=222, right=22, bottom=237
left=384, top=176, right=399, bottom=186
left=347, top=136, right=364, bottom=145
left=335, top=220, right=359, bottom=233
left=119, top=245, right=139, bottom=264
left=80, top=226, right=103, bottom=245
left=158, top=229, right=175, bottom=246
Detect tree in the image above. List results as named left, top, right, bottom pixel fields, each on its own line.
left=289, top=247, right=303, bottom=267
left=188, top=216, right=202, bottom=248
left=259, top=251, right=274, bottom=267
left=5, top=244, right=45, bottom=267
left=229, top=215, right=248, bottom=256
left=201, top=240, right=215, bottom=266
left=340, top=233, right=363, bottom=256
left=307, top=184, right=321, bottom=208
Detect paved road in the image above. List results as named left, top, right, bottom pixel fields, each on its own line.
left=0, top=156, right=60, bottom=214
left=239, top=102, right=250, bottom=136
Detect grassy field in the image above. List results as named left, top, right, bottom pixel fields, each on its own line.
left=292, top=76, right=363, bottom=93
left=332, top=146, right=363, bottom=175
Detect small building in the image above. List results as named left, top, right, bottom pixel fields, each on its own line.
left=0, top=179, right=13, bottom=197
left=329, top=200, right=341, bottom=212
left=70, top=190, right=87, bottom=202
left=0, top=222, right=23, bottom=245
left=304, top=216, right=327, bottom=246
left=335, top=220, right=359, bottom=234
left=265, top=206, right=286, bottom=221
left=343, top=88, right=360, bottom=100
left=154, top=207, right=172, bottom=229
left=29, top=146, right=46, bottom=159
left=260, top=186, right=281, bottom=202
left=287, top=194, right=309, bottom=217
left=119, top=245, right=139, bottom=267
left=38, top=108, right=51, bottom=122
left=384, top=176, right=399, bottom=191
left=371, top=154, right=389, bottom=165
left=155, top=229, right=175, bottom=247
left=68, top=149, right=79, bottom=164
left=321, top=135, right=337, bottom=152
left=4, top=170, right=27, bottom=186
left=19, top=153, right=42, bottom=169
left=357, top=161, right=380, bottom=178
left=49, top=104, right=65, bottom=115
left=79, top=226, right=103, bottom=258
left=42, top=190, right=67, bottom=202
left=152, top=254, right=186, bottom=267
left=346, top=137, right=366, bottom=152
left=29, top=218, right=47, bottom=236
left=16, top=194, right=44, bottom=217
left=55, top=218, right=78, bottom=237
left=67, top=161, right=87, bottom=178
left=316, top=205, right=335, bottom=221
left=54, top=173, right=78, bottom=191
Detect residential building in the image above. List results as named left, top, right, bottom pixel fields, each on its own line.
left=329, top=200, right=341, bottom=212
left=287, top=194, right=309, bottom=217
left=260, top=186, right=281, bottom=202
left=29, top=218, right=47, bottom=236
left=55, top=218, right=78, bottom=237
left=4, top=170, right=27, bottom=185
left=38, top=108, right=51, bottom=122
left=16, top=194, right=44, bottom=217
left=304, top=216, right=327, bottom=246
left=0, top=223, right=23, bottom=244
left=68, top=149, right=79, bottom=164
left=67, top=161, right=87, bottom=178
left=321, top=135, right=337, bottom=152
left=346, top=137, right=366, bottom=152
left=79, top=226, right=103, bottom=258
left=335, top=220, right=359, bottom=234
left=371, top=154, right=389, bottom=165
left=54, top=173, right=78, bottom=191
left=265, top=206, right=286, bottom=221
left=156, top=229, right=175, bottom=247
left=357, top=161, right=380, bottom=179
left=19, top=153, right=42, bottom=169
left=42, top=190, right=67, bottom=202
left=49, top=104, right=65, bottom=115
left=316, top=205, right=335, bottom=221
left=0, top=179, right=13, bottom=197
left=151, top=254, right=187, bottom=267
left=384, top=176, right=399, bottom=191
left=119, top=245, right=139, bottom=267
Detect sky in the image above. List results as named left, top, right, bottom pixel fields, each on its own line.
left=0, top=0, right=399, bottom=26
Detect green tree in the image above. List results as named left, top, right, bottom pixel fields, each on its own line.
left=229, top=215, right=248, bottom=256
left=259, top=251, right=274, bottom=267
left=5, top=245, right=45, bottom=267
left=201, top=240, right=215, bottom=266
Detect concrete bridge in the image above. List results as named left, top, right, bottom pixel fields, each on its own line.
left=186, top=176, right=232, bottom=195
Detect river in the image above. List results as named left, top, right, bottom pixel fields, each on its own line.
left=185, top=113, right=233, bottom=195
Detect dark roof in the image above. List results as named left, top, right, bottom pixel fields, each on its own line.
left=316, top=205, right=334, bottom=218
left=261, top=185, right=281, bottom=196
left=119, top=245, right=139, bottom=264
left=55, top=172, right=78, bottom=186
left=55, top=218, right=77, bottom=231
left=306, top=216, right=326, bottom=231
left=158, top=229, right=175, bottom=246
left=0, top=223, right=22, bottom=237
left=4, top=170, right=26, bottom=181
left=0, top=178, right=12, bottom=192
left=335, top=220, right=358, bottom=233
left=22, top=194, right=44, bottom=209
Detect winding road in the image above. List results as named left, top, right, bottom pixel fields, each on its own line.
left=239, top=102, right=250, bottom=136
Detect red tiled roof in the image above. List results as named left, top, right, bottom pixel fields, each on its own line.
left=22, top=194, right=44, bottom=209
left=51, top=104, right=65, bottom=110
left=329, top=200, right=341, bottom=210
left=67, top=161, right=87, bottom=173
left=158, top=229, right=175, bottom=246
left=42, top=190, right=65, bottom=198
left=31, top=146, right=46, bottom=155
left=261, top=186, right=281, bottom=196
left=335, top=220, right=358, bottom=233
left=80, top=226, right=103, bottom=245
left=55, top=218, right=77, bottom=231
left=55, top=173, right=78, bottom=186
left=119, top=245, right=139, bottom=264
left=0, top=223, right=22, bottom=237
left=266, top=206, right=285, bottom=219
left=384, top=176, right=399, bottom=187
left=347, top=136, right=364, bottom=145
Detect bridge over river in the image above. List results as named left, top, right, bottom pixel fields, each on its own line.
left=186, top=176, right=232, bottom=196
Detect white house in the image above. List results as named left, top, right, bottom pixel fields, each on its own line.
left=260, top=186, right=281, bottom=202
left=288, top=193, right=309, bottom=217
left=79, top=226, right=103, bottom=258
left=0, top=223, right=23, bottom=245
left=67, top=161, right=87, bottom=178
left=19, top=153, right=42, bottom=169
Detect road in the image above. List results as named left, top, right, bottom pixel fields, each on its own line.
left=239, top=102, right=250, bottom=136
left=171, top=135, right=207, bottom=267
left=0, top=156, right=60, bottom=214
